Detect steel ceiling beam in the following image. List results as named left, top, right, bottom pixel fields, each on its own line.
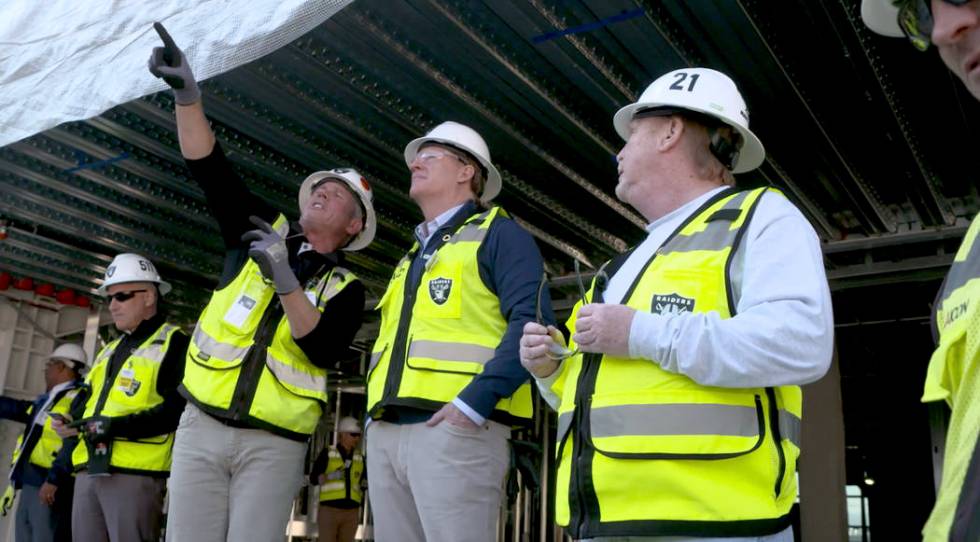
left=346, top=6, right=648, bottom=230
left=833, top=0, right=956, bottom=228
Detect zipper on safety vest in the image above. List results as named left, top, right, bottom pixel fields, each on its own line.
left=229, top=297, right=283, bottom=419
left=765, top=387, right=786, bottom=497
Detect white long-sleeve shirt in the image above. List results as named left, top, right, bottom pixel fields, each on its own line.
left=539, top=186, right=833, bottom=405
left=538, top=186, right=832, bottom=542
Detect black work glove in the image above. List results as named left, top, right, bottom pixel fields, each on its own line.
left=74, top=415, right=113, bottom=445
left=241, top=216, right=301, bottom=294
left=506, top=439, right=542, bottom=507
left=147, top=22, right=202, bottom=105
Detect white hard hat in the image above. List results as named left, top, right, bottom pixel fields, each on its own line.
left=404, top=121, right=503, bottom=202
left=337, top=416, right=361, bottom=434
left=49, top=343, right=87, bottom=369
left=298, top=168, right=377, bottom=252
left=861, top=0, right=905, bottom=38
left=613, top=68, right=765, bottom=173
left=97, top=253, right=171, bottom=296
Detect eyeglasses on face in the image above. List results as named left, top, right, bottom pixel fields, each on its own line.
left=107, top=289, right=146, bottom=303
left=413, top=150, right=468, bottom=166
left=896, top=0, right=972, bottom=51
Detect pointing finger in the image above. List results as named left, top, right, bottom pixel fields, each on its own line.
left=153, top=22, right=180, bottom=57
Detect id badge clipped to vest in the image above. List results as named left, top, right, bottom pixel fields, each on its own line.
left=223, top=293, right=258, bottom=329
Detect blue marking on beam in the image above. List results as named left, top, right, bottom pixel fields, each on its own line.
left=532, top=8, right=644, bottom=44
left=64, top=151, right=129, bottom=173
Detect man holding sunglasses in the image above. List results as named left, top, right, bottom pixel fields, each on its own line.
left=863, top=1, right=980, bottom=539
left=309, top=416, right=365, bottom=542
left=365, top=121, right=550, bottom=542
left=147, top=23, right=375, bottom=541
left=521, top=67, right=834, bottom=541
left=51, top=253, right=188, bottom=541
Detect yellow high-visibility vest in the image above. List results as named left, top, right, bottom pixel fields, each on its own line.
left=921, top=213, right=980, bottom=542
left=367, top=206, right=532, bottom=424
left=184, top=213, right=360, bottom=438
left=9, top=386, right=80, bottom=472
left=318, top=446, right=364, bottom=504
left=73, top=323, right=181, bottom=474
left=547, top=188, right=802, bottom=538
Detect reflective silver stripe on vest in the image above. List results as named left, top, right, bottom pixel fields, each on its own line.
left=658, top=191, right=750, bottom=255
left=778, top=409, right=802, bottom=448
left=316, top=267, right=352, bottom=305
left=590, top=403, right=759, bottom=439
left=407, top=340, right=495, bottom=365
left=448, top=209, right=495, bottom=244
left=941, top=227, right=980, bottom=301
left=557, top=411, right=573, bottom=443
left=192, top=325, right=249, bottom=361
left=132, top=324, right=177, bottom=364
left=450, top=225, right=489, bottom=244
left=266, top=352, right=327, bottom=394
left=368, top=350, right=382, bottom=373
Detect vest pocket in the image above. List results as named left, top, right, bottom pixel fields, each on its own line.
left=263, top=355, right=327, bottom=402
left=404, top=337, right=492, bottom=376
left=587, top=390, right=766, bottom=460
left=417, top=262, right=463, bottom=319
left=188, top=349, right=246, bottom=371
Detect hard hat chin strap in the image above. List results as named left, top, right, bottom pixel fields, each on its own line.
left=709, top=129, right=742, bottom=171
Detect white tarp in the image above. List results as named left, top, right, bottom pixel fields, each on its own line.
left=0, top=0, right=353, bottom=148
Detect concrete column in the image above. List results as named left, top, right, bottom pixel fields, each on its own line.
left=800, top=352, right=848, bottom=540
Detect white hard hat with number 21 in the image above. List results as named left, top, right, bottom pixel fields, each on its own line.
left=614, top=67, right=765, bottom=173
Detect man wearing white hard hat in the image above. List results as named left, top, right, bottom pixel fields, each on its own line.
left=520, top=67, right=834, bottom=541
left=863, top=1, right=980, bottom=540
left=365, top=120, right=550, bottom=542
left=0, top=343, right=86, bottom=541
left=50, top=253, right=188, bottom=541
left=309, top=416, right=365, bottom=542
left=147, top=23, right=373, bottom=541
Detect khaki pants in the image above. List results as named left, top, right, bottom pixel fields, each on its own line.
left=164, top=403, right=306, bottom=542
left=366, top=419, right=509, bottom=542
left=71, top=472, right=166, bottom=542
left=317, top=505, right=358, bottom=542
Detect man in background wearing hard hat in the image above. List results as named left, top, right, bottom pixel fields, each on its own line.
left=365, top=121, right=549, bottom=542
left=51, top=253, right=188, bottom=541
left=520, top=67, right=834, bottom=541
left=147, top=23, right=374, bottom=541
left=309, top=416, right=365, bottom=542
left=862, top=2, right=980, bottom=540
left=0, top=343, right=86, bottom=542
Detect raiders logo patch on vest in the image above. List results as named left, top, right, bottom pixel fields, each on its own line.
left=429, top=278, right=453, bottom=305
left=652, top=293, right=695, bottom=315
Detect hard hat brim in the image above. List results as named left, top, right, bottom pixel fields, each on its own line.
left=861, top=0, right=905, bottom=38
left=613, top=103, right=766, bottom=174
left=298, top=172, right=377, bottom=252
left=404, top=137, right=503, bottom=202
